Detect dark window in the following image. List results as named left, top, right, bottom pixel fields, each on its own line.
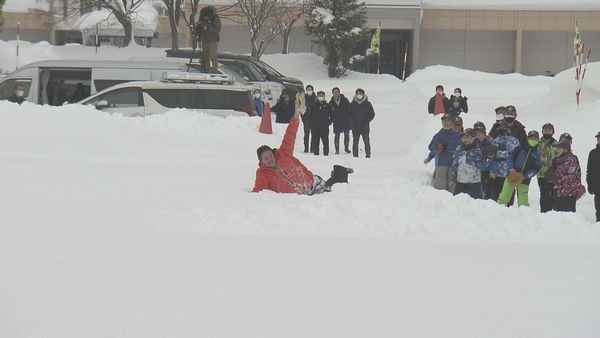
left=87, top=87, right=143, bottom=108
left=220, top=60, right=265, bottom=81
left=0, top=78, right=33, bottom=100
left=145, top=88, right=254, bottom=114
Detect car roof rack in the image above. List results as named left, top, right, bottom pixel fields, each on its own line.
left=161, top=72, right=233, bottom=84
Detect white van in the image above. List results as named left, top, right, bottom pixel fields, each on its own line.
left=0, top=59, right=281, bottom=106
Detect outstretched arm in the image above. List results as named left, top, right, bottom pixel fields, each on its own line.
left=278, top=115, right=300, bottom=156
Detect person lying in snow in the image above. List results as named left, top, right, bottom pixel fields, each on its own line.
left=252, top=111, right=353, bottom=195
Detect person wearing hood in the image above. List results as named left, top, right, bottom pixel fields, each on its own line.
left=7, top=84, right=26, bottom=105
left=502, top=105, right=528, bottom=146
left=453, top=116, right=464, bottom=134
left=550, top=140, right=585, bottom=212
left=474, top=122, right=496, bottom=199
left=587, top=131, right=600, bottom=221
left=428, top=114, right=460, bottom=192
left=298, top=85, right=318, bottom=152
left=489, top=122, right=520, bottom=201
left=329, top=87, right=351, bottom=154
left=349, top=88, right=375, bottom=158
left=253, top=89, right=264, bottom=117
left=310, top=91, right=333, bottom=156
left=272, top=93, right=295, bottom=124
left=537, top=123, right=558, bottom=212
left=428, top=84, right=449, bottom=115
left=252, top=111, right=353, bottom=194
left=197, top=6, right=221, bottom=73
left=488, top=106, right=507, bottom=139
left=497, top=130, right=542, bottom=207
left=451, top=129, right=484, bottom=199
left=449, top=88, right=468, bottom=114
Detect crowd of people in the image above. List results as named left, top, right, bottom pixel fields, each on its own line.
left=426, top=85, right=599, bottom=221
left=263, top=85, right=375, bottom=158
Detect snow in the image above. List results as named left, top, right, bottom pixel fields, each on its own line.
left=1, top=43, right=600, bottom=337
left=312, top=7, right=335, bottom=25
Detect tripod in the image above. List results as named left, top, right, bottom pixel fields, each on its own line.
left=186, top=25, right=209, bottom=73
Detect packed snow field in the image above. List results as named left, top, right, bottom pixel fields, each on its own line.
left=1, top=43, right=600, bottom=337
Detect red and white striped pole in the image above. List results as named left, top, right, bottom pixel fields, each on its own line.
left=95, top=23, right=99, bottom=54
left=16, top=22, right=20, bottom=69
left=402, top=42, right=408, bottom=81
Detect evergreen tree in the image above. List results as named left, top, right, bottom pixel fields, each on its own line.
left=305, top=0, right=368, bottom=78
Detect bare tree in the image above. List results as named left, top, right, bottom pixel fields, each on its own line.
left=230, top=0, right=280, bottom=58
left=162, top=0, right=184, bottom=50
left=92, top=0, right=145, bottom=46
left=274, top=0, right=305, bottom=54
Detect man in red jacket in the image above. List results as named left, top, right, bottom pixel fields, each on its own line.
left=253, top=112, right=353, bottom=194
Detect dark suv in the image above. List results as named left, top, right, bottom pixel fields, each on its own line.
left=165, top=49, right=304, bottom=96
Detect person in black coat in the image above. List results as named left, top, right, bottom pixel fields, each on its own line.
left=300, top=85, right=318, bottom=152
left=310, top=91, right=333, bottom=156
left=349, top=88, right=375, bottom=158
left=503, top=105, right=528, bottom=146
left=449, top=87, right=468, bottom=114
left=587, top=131, right=600, bottom=222
left=329, top=87, right=351, bottom=154
left=272, top=93, right=294, bottom=124
left=428, top=84, right=449, bottom=115
left=7, top=84, right=26, bottom=105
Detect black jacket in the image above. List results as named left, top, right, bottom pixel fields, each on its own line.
left=310, top=100, right=332, bottom=131
left=197, top=6, right=221, bottom=42
left=449, top=95, right=468, bottom=114
left=489, top=120, right=528, bottom=146
left=272, top=97, right=295, bottom=124
left=349, top=95, right=375, bottom=132
left=587, top=144, right=600, bottom=193
left=428, top=95, right=449, bottom=115
left=7, top=95, right=25, bottom=105
left=302, top=93, right=318, bottom=123
left=329, top=94, right=351, bottom=133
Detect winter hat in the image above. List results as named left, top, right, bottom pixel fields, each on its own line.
left=256, top=145, right=273, bottom=159
left=463, top=128, right=476, bottom=137
left=559, top=132, right=573, bottom=142
left=454, top=116, right=463, bottom=125
left=527, top=130, right=540, bottom=139
left=554, top=140, right=571, bottom=152
left=435, top=85, right=444, bottom=91
left=542, top=123, right=555, bottom=133
left=473, top=121, right=486, bottom=132
left=356, top=88, right=365, bottom=95
left=505, top=105, right=517, bottom=116
left=317, top=90, right=325, bottom=96
left=454, top=88, right=462, bottom=94
left=306, top=85, right=314, bottom=91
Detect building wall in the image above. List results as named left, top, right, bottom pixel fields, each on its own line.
left=0, top=12, right=53, bottom=42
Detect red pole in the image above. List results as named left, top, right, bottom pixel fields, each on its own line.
left=402, top=42, right=408, bottom=81
left=16, top=22, right=20, bottom=69
left=95, top=23, right=99, bottom=54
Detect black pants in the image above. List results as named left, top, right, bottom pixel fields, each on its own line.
left=538, top=178, right=555, bottom=213
left=353, top=129, right=371, bottom=158
left=334, top=130, right=350, bottom=153
left=595, top=193, right=600, bottom=222
left=454, top=182, right=482, bottom=199
left=302, top=118, right=311, bottom=152
left=554, top=196, right=576, bottom=212
left=311, top=127, right=329, bottom=156
left=481, top=170, right=494, bottom=200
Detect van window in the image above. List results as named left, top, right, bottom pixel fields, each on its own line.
left=94, top=79, right=129, bottom=92
left=87, top=87, right=143, bottom=108
left=220, top=60, right=265, bottom=81
left=0, top=78, right=33, bottom=100
left=145, top=88, right=253, bottom=113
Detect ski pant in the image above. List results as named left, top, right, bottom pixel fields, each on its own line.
left=433, top=165, right=452, bottom=193
left=538, top=178, right=555, bottom=213
left=554, top=196, right=576, bottom=212
left=497, top=180, right=529, bottom=207
left=353, top=129, right=371, bottom=158
left=202, top=40, right=219, bottom=73
left=303, top=119, right=311, bottom=152
left=491, top=176, right=515, bottom=205
left=310, top=175, right=330, bottom=195
left=334, top=130, right=350, bottom=153
left=454, top=182, right=482, bottom=199
left=311, top=127, right=329, bottom=156
left=595, top=194, right=600, bottom=222
left=481, top=170, right=494, bottom=200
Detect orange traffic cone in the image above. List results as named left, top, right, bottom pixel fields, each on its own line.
left=258, top=102, right=273, bottom=134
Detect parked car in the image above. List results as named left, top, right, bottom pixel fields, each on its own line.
left=165, top=50, right=304, bottom=96
left=79, top=72, right=256, bottom=117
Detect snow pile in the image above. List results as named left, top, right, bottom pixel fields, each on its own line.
left=0, top=40, right=165, bottom=72
left=2, top=48, right=600, bottom=337
left=312, top=7, right=335, bottom=25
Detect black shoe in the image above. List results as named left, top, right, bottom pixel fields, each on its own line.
left=304, top=148, right=309, bottom=153
left=345, top=149, right=351, bottom=153
left=334, top=164, right=354, bottom=174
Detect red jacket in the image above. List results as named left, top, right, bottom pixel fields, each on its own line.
left=252, top=118, right=314, bottom=194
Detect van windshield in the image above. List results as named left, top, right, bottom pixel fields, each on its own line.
left=0, top=78, right=33, bottom=100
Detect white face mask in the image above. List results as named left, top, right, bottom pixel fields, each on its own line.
left=454, top=92, right=461, bottom=97
left=317, top=96, right=325, bottom=102
left=16, top=90, right=25, bottom=97
left=254, top=93, right=261, bottom=99
left=306, top=90, right=313, bottom=95
left=496, top=113, right=504, bottom=121
left=356, top=94, right=364, bottom=100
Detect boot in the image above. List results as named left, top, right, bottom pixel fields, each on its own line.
left=344, top=138, right=351, bottom=153
left=325, top=165, right=354, bottom=186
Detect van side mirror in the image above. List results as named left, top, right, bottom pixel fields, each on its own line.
left=95, top=100, right=109, bottom=110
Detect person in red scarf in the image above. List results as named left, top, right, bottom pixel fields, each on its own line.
left=253, top=111, right=353, bottom=194
left=428, top=85, right=449, bottom=115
